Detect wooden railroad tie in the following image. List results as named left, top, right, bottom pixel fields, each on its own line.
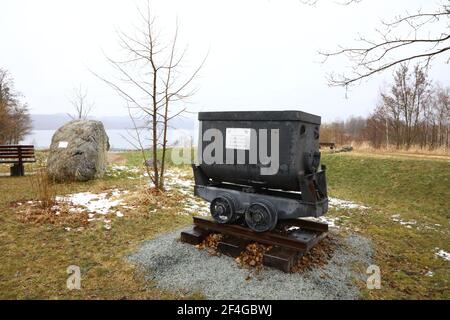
left=180, top=216, right=328, bottom=273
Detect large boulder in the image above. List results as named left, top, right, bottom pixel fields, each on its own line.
left=47, top=120, right=110, bottom=182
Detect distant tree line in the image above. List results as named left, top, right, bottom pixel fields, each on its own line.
left=0, top=68, right=32, bottom=145
left=321, top=64, right=450, bottom=151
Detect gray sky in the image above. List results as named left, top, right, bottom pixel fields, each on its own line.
left=1, top=0, right=449, bottom=122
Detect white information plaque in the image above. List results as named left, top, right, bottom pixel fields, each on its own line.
left=226, top=128, right=251, bottom=150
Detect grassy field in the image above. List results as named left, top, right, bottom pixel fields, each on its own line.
left=323, top=152, right=450, bottom=299
left=0, top=152, right=199, bottom=299
left=0, top=150, right=448, bottom=299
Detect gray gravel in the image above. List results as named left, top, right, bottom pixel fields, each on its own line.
left=127, top=228, right=373, bottom=300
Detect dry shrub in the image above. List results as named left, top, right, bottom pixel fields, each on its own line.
left=126, top=185, right=159, bottom=206
left=123, top=180, right=182, bottom=216
left=29, top=168, right=56, bottom=210
left=19, top=203, right=90, bottom=227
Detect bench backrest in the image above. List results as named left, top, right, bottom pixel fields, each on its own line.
left=0, top=145, right=36, bottom=163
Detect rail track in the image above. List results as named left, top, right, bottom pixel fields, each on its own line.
left=181, top=217, right=328, bottom=272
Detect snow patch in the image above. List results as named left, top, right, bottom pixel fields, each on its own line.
left=435, top=248, right=450, bottom=261
left=328, top=197, right=370, bottom=210
left=56, top=189, right=128, bottom=215
left=391, top=214, right=418, bottom=228
left=304, top=216, right=340, bottom=229
left=116, top=211, right=124, bottom=218
left=55, top=189, right=130, bottom=229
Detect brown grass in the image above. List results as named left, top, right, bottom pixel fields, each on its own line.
left=107, top=153, right=127, bottom=165
left=122, top=178, right=188, bottom=216
left=351, top=141, right=450, bottom=157
left=17, top=201, right=90, bottom=227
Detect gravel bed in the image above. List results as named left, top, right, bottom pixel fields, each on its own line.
left=128, top=228, right=373, bottom=300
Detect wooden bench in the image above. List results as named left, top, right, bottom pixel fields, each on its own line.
left=0, top=145, right=36, bottom=176
left=319, top=142, right=336, bottom=150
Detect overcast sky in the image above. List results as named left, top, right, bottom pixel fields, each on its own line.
left=1, top=0, right=449, bottom=122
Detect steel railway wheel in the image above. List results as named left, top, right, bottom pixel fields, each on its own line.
left=245, top=200, right=278, bottom=232
left=210, top=195, right=237, bottom=224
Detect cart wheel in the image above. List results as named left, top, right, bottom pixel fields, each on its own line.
left=245, top=200, right=278, bottom=233
left=210, top=195, right=237, bottom=224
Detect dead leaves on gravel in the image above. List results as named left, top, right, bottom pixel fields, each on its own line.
left=195, top=233, right=223, bottom=255
left=292, top=236, right=337, bottom=272
left=195, top=232, right=338, bottom=273
left=235, top=243, right=272, bottom=268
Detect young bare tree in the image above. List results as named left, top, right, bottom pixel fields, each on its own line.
left=0, top=70, right=11, bottom=143
left=67, top=85, right=94, bottom=120
left=432, top=85, right=450, bottom=149
left=379, top=64, right=432, bottom=148
left=335, top=63, right=450, bottom=150
left=0, top=68, right=31, bottom=144
left=94, top=2, right=206, bottom=191
left=314, top=1, right=450, bottom=87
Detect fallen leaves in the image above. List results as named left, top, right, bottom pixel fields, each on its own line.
left=194, top=231, right=337, bottom=273
left=292, top=236, right=337, bottom=272
left=196, top=233, right=223, bottom=255
left=235, top=243, right=272, bottom=268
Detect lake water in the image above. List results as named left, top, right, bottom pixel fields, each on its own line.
left=23, top=129, right=195, bottom=150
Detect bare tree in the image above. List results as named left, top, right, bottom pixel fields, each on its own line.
left=378, top=64, right=431, bottom=148
left=94, top=2, right=206, bottom=191
left=315, top=69, right=449, bottom=150
left=431, top=85, right=450, bottom=148
left=0, top=70, right=11, bottom=143
left=68, top=85, right=94, bottom=120
left=0, top=68, right=31, bottom=144
left=315, top=1, right=450, bottom=87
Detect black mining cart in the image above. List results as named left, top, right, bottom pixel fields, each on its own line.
left=192, top=110, right=328, bottom=233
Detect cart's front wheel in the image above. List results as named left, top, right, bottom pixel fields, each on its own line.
left=210, top=195, right=237, bottom=224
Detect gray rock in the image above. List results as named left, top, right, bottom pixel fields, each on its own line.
left=47, top=120, right=110, bottom=182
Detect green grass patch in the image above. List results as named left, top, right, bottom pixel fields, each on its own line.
left=322, top=153, right=450, bottom=299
